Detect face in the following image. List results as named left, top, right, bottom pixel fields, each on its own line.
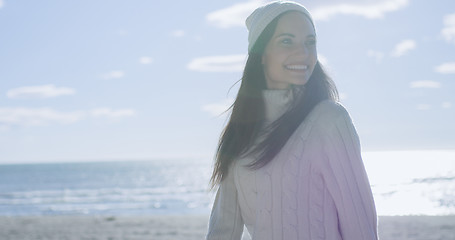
left=262, top=11, right=317, bottom=89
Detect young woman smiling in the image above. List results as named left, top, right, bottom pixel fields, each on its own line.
left=206, top=1, right=378, bottom=240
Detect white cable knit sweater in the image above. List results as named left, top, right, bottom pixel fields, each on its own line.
left=206, top=90, right=378, bottom=240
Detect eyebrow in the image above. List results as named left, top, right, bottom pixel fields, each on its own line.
left=276, top=33, right=316, bottom=38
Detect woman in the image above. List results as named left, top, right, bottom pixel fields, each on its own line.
left=206, top=1, right=378, bottom=240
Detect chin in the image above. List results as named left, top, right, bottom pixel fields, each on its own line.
left=292, top=79, right=309, bottom=86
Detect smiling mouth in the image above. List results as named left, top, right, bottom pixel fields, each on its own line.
left=285, top=65, right=308, bottom=70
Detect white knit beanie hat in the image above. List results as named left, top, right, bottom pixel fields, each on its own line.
left=246, top=1, right=315, bottom=52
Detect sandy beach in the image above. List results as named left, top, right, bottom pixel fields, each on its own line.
left=0, top=215, right=453, bottom=240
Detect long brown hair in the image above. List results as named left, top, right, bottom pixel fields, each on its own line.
left=210, top=12, right=338, bottom=188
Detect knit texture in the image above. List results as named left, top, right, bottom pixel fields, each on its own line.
left=246, top=1, right=314, bottom=52
left=206, top=91, right=378, bottom=240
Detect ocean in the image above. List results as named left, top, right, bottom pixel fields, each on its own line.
left=0, top=159, right=213, bottom=216
left=0, top=151, right=454, bottom=216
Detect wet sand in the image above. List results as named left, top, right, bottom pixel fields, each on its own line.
left=0, top=215, right=454, bottom=240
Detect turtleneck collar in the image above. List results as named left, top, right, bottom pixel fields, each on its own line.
left=262, top=89, right=294, bottom=123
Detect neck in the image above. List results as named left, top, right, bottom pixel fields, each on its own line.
left=262, top=89, right=294, bottom=124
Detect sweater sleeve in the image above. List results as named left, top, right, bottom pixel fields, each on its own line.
left=206, top=166, right=244, bottom=240
left=319, top=107, right=378, bottom=240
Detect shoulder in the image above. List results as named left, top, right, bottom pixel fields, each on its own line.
left=293, top=100, right=357, bottom=143
left=309, top=100, right=352, bottom=128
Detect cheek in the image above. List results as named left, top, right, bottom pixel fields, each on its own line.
left=263, top=52, right=280, bottom=71
left=306, top=55, right=318, bottom=78
left=312, top=50, right=318, bottom=63
left=310, top=52, right=318, bottom=68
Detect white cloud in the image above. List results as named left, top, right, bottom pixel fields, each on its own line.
left=206, top=0, right=265, bottom=28
left=201, top=98, right=234, bottom=117
left=207, top=0, right=409, bottom=29
left=367, top=50, right=384, bottom=63
left=193, top=35, right=203, bottom=41
left=391, top=39, right=416, bottom=57
left=312, top=0, right=409, bottom=21
left=6, top=84, right=75, bottom=99
left=187, top=54, right=246, bottom=72
left=101, top=70, right=125, bottom=80
left=139, top=57, right=154, bottom=64
left=339, top=92, right=348, bottom=100
left=171, top=30, right=185, bottom=37
left=0, top=0, right=3, bottom=8
left=90, top=108, right=136, bottom=118
left=0, top=107, right=85, bottom=127
left=0, top=107, right=136, bottom=129
left=434, top=62, right=455, bottom=74
left=409, top=80, right=440, bottom=89
left=116, top=29, right=128, bottom=36
left=416, top=104, right=431, bottom=110
left=442, top=102, right=452, bottom=109
left=442, top=13, right=455, bottom=44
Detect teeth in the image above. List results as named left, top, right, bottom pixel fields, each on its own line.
left=285, top=65, right=307, bottom=70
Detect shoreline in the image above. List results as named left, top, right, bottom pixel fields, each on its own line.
left=0, top=215, right=454, bottom=240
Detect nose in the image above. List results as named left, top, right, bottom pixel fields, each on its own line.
left=294, top=42, right=309, bottom=56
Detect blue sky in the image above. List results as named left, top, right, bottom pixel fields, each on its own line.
left=0, top=0, right=454, bottom=164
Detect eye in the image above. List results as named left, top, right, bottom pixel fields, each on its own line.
left=280, top=38, right=293, bottom=45
left=305, top=39, right=317, bottom=46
